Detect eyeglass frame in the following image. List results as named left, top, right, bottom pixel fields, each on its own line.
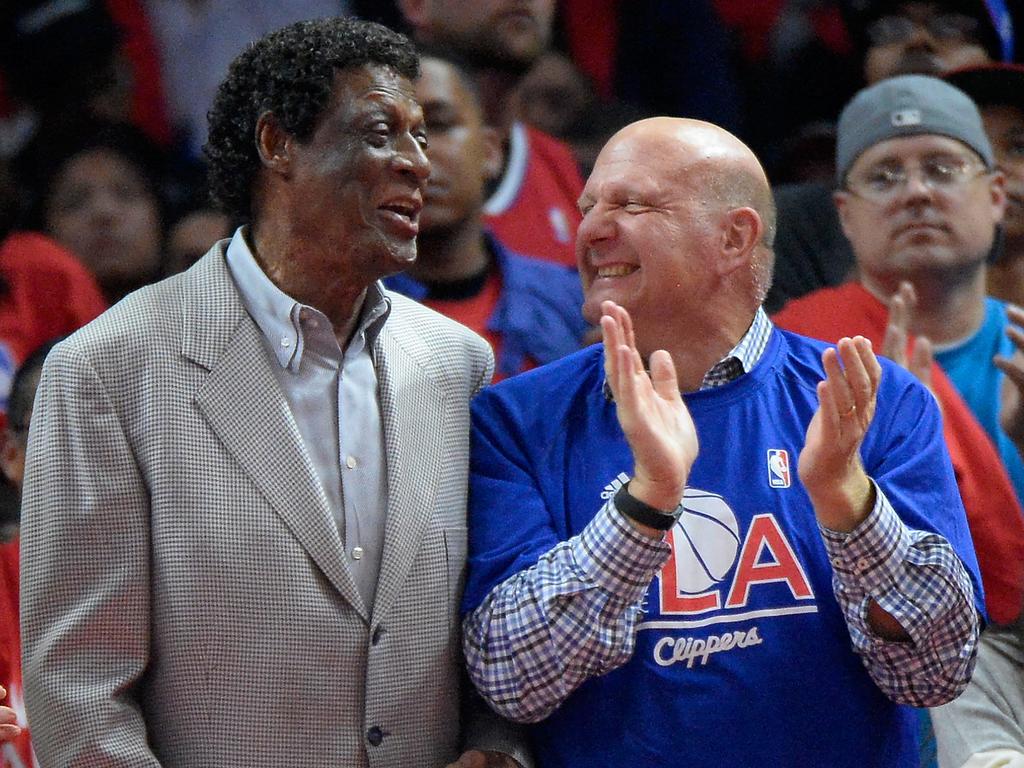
left=841, top=153, right=994, bottom=204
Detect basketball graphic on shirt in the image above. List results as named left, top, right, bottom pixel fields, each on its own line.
left=671, top=488, right=742, bottom=594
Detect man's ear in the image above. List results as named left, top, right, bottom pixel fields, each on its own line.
left=833, top=189, right=854, bottom=241
left=719, top=207, right=762, bottom=276
left=255, top=112, right=293, bottom=174
left=988, top=168, right=1008, bottom=224
left=0, top=431, right=24, bottom=490
left=481, top=125, right=503, bottom=181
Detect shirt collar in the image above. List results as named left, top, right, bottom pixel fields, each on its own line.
left=224, top=226, right=391, bottom=372
left=602, top=306, right=774, bottom=399
left=700, top=306, right=773, bottom=389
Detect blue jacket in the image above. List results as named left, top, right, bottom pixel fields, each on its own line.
left=385, top=233, right=587, bottom=378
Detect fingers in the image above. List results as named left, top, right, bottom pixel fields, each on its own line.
left=882, top=281, right=915, bottom=364
left=821, top=348, right=852, bottom=422
left=820, top=337, right=879, bottom=430
left=909, top=335, right=933, bottom=390
left=601, top=301, right=646, bottom=399
left=0, top=700, right=19, bottom=742
left=995, top=354, right=1024, bottom=392
left=600, top=315, right=622, bottom=390
left=994, top=309, right=1024, bottom=391
left=1007, top=303, right=1024, bottom=333
left=816, top=377, right=840, bottom=434
left=1006, top=318, right=1024, bottom=357
left=649, top=350, right=682, bottom=403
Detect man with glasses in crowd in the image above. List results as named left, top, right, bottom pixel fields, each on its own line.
left=769, top=0, right=1012, bottom=312
left=778, top=75, right=1024, bottom=509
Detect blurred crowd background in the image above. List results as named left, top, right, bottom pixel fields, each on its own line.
left=2, top=2, right=1024, bottom=766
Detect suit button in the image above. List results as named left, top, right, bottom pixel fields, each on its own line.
left=366, top=726, right=384, bottom=746
left=372, top=625, right=385, bottom=646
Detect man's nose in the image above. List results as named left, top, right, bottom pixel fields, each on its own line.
left=899, top=167, right=938, bottom=203
left=902, top=22, right=940, bottom=51
left=393, top=134, right=431, bottom=183
left=577, top=204, right=617, bottom=246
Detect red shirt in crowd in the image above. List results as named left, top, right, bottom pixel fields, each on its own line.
left=483, top=124, right=584, bottom=269
left=0, top=232, right=107, bottom=421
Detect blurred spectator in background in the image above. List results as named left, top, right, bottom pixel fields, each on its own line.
left=164, top=205, right=232, bottom=277
left=0, top=0, right=171, bottom=161
left=946, top=63, right=1024, bottom=309
left=932, top=592, right=1024, bottom=766
left=399, top=0, right=585, bottom=267
left=385, top=52, right=587, bottom=381
left=31, top=123, right=167, bottom=304
left=767, top=0, right=1011, bottom=313
left=0, top=158, right=105, bottom=425
left=142, top=0, right=350, bottom=159
left=847, top=0, right=1010, bottom=83
left=0, top=342, right=52, bottom=768
left=558, top=0, right=744, bottom=136
left=515, top=51, right=644, bottom=177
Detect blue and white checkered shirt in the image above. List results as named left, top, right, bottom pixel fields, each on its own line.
left=464, top=309, right=979, bottom=724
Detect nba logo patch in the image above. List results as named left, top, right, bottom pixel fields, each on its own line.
left=767, top=449, right=790, bottom=488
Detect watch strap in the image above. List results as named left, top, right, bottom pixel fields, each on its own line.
left=614, top=482, right=684, bottom=531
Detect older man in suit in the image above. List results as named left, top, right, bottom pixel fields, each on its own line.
left=19, top=18, right=524, bottom=768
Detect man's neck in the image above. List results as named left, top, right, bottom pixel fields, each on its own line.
left=477, top=69, right=520, bottom=133
left=249, top=224, right=368, bottom=347
left=646, top=302, right=758, bottom=393
left=412, top=219, right=491, bottom=285
left=861, top=267, right=988, bottom=346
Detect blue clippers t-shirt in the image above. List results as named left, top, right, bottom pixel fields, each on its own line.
left=464, top=328, right=983, bottom=768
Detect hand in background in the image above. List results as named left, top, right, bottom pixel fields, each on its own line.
left=0, top=685, right=21, bottom=743
left=995, top=304, right=1024, bottom=452
left=881, top=281, right=934, bottom=394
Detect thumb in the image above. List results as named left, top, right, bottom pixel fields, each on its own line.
left=910, top=336, right=933, bottom=389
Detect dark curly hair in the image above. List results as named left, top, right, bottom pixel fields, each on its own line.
left=205, top=17, right=419, bottom=221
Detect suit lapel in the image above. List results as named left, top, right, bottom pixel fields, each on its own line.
left=183, top=248, right=369, bottom=621
left=371, top=324, right=446, bottom=626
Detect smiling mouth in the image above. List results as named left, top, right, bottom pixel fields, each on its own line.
left=379, top=198, right=422, bottom=237
left=596, top=264, right=638, bottom=278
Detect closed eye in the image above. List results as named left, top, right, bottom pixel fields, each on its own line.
left=624, top=201, right=651, bottom=213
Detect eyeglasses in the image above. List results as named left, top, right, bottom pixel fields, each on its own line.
left=866, top=13, right=982, bottom=47
left=845, top=156, right=989, bottom=203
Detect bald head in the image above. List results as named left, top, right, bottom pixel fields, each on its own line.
left=576, top=117, right=776, bottom=341
left=599, top=118, right=775, bottom=245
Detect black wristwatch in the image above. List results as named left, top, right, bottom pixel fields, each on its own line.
left=614, top=482, right=684, bottom=531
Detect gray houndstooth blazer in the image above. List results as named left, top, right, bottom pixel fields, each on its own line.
left=20, top=243, right=502, bottom=767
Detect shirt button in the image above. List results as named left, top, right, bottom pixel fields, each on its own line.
left=855, top=558, right=870, bottom=573
left=352, top=546, right=364, bottom=561
left=280, top=337, right=291, bottom=348
left=346, top=455, right=357, bottom=469
left=366, top=726, right=384, bottom=746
